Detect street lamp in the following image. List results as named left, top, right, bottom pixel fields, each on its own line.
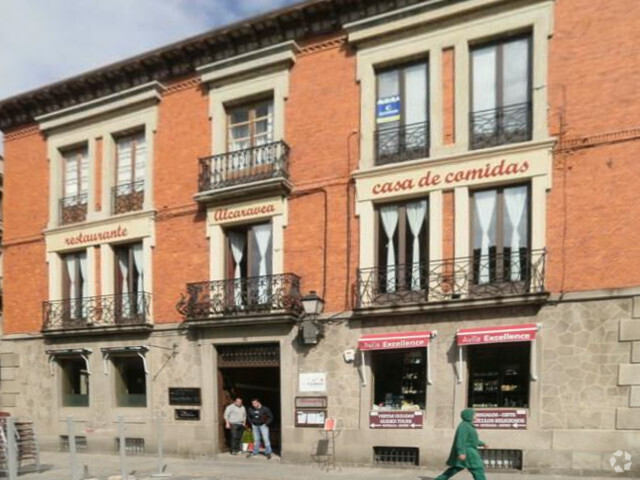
left=301, top=290, right=324, bottom=317
left=299, top=291, right=325, bottom=345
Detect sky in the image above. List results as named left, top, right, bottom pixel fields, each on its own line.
left=0, top=0, right=301, bottom=151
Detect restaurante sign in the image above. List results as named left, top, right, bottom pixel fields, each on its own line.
left=64, top=225, right=128, bottom=246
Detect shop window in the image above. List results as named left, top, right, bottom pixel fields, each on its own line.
left=59, top=357, right=89, bottom=407
left=375, top=61, right=429, bottom=164
left=225, top=223, right=273, bottom=307
left=467, top=342, right=530, bottom=408
left=376, top=201, right=428, bottom=295
left=113, top=131, right=145, bottom=214
left=113, top=356, right=147, bottom=407
left=114, top=242, right=146, bottom=320
left=60, top=145, right=89, bottom=224
left=372, top=349, right=426, bottom=410
left=470, top=35, right=532, bottom=149
left=61, top=250, right=88, bottom=320
left=471, top=185, right=530, bottom=287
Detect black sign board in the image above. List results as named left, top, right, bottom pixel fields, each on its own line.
left=169, top=388, right=201, bottom=406
left=175, top=409, right=200, bottom=421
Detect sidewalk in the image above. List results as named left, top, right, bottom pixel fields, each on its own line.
left=14, top=451, right=623, bottom=480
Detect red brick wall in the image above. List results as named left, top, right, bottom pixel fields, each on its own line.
left=442, top=47, right=455, bottom=145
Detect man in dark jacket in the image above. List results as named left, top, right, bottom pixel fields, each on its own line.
left=435, top=408, right=487, bottom=480
left=246, top=398, right=274, bottom=459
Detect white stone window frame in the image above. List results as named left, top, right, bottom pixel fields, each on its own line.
left=38, top=82, right=162, bottom=229
left=350, top=0, right=554, bottom=169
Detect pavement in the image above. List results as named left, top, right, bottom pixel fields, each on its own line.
left=10, top=451, right=628, bottom=480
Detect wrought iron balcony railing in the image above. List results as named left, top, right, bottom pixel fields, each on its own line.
left=356, top=249, right=545, bottom=309
left=43, top=292, right=151, bottom=331
left=178, top=273, right=302, bottom=321
left=112, top=180, right=144, bottom=214
left=470, top=102, right=532, bottom=150
left=198, top=140, right=290, bottom=192
left=59, top=193, right=88, bottom=225
left=375, top=120, right=430, bottom=165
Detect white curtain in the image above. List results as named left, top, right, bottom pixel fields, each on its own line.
left=65, top=255, right=78, bottom=318
left=380, top=205, right=399, bottom=292
left=504, top=187, right=527, bottom=281
left=134, top=134, right=146, bottom=186
left=406, top=201, right=427, bottom=290
left=253, top=224, right=272, bottom=300
left=78, top=252, right=88, bottom=318
left=229, top=231, right=246, bottom=307
left=116, top=138, right=133, bottom=186
left=132, top=244, right=144, bottom=314
left=472, top=46, right=497, bottom=136
left=474, top=191, right=497, bottom=284
left=118, top=250, right=130, bottom=317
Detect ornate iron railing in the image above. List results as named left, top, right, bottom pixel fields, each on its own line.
left=356, top=249, right=545, bottom=309
left=375, top=120, right=430, bottom=165
left=177, top=273, right=302, bottom=320
left=59, top=193, right=88, bottom=225
left=43, top=292, right=152, bottom=331
left=198, top=140, right=290, bottom=192
left=112, top=180, right=144, bottom=214
left=470, top=102, right=532, bottom=150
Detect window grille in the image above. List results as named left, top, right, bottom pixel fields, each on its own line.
left=114, top=437, right=145, bottom=455
left=481, top=449, right=522, bottom=470
left=373, top=446, right=419, bottom=466
left=59, top=435, right=87, bottom=452
left=217, top=343, right=280, bottom=367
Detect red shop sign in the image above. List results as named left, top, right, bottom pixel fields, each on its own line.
left=473, top=409, right=527, bottom=430
left=457, top=324, right=538, bottom=346
left=369, top=411, right=423, bottom=429
left=358, top=331, right=433, bottom=351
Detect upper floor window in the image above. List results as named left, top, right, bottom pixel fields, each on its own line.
left=376, top=200, right=428, bottom=295
left=113, top=132, right=145, bottom=214
left=114, top=242, right=146, bottom=320
left=470, top=35, right=532, bottom=149
left=471, top=185, right=530, bottom=288
left=226, top=223, right=273, bottom=307
left=62, top=250, right=88, bottom=320
left=60, top=146, right=88, bottom=225
left=375, top=61, right=429, bottom=165
left=228, top=100, right=274, bottom=152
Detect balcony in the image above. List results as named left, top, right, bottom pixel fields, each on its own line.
left=196, top=141, right=292, bottom=204
left=375, top=121, right=430, bottom=166
left=178, top=273, right=302, bottom=327
left=59, top=193, right=88, bottom=225
left=355, top=249, right=546, bottom=313
left=470, top=102, right=532, bottom=150
left=112, top=180, right=144, bottom=215
left=43, top=292, right=152, bottom=336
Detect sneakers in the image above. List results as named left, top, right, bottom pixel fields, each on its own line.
left=246, top=452, right=256, bottom=458
left=266, top=453, right=272, bottom=460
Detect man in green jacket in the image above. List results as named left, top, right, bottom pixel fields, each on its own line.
left=435, top=408, right=488, bottom=480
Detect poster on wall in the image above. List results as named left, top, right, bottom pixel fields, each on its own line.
left=376, top=96, right=401, bottom=124
left=299, top=373, right=327, bottom=392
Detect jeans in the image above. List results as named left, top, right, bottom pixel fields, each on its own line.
left=229, top=424, right=244, bottom=453
left=251, top=424, right=272, bottom=455
left=435, top=466, right=486, bottom=480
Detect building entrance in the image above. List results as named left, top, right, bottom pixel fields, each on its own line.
left=216, top=343, right=281, bottom=454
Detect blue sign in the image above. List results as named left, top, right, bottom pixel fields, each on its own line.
left=377, top=96, right=401, bottom=124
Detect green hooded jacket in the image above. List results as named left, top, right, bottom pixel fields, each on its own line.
left=445, top=409, right=486, bottom=469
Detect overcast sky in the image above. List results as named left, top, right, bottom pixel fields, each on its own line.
left=0, top=0, right=300, bottom=151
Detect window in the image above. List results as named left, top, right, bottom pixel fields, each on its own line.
left=377, top=200, right=428, bottom=294
left=470, top=35, right=532, bottom=149
left=375, top=61, right=429, bottom=164
left=114, top=243, right=146, bottom=320
left=113, top=356, right=147, bottom=407
left=471, top=185, right=529, bottom=287
left=226, top=223, right=273, bottom=307
left=113, top=132, right=145, bottom=214
left=227, top=100, right=274, bottom=153
left=372, top=349, right=427, bottom=410
left=60, top=146, right=88, bottom=224
left=62, top=251, right=88, bottom=320
left=467, top=342, right=530, bottom=408
left=60, top=357, right=89, bottom=407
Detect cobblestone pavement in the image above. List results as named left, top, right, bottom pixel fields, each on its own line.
left=11, top=451, right=627, bottom=480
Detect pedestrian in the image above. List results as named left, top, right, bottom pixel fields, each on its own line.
left=246, top=398, right=274, bottom=459
left=224, top=397, right=246, bottom=455
left=435, top=408, right=488, bottom=480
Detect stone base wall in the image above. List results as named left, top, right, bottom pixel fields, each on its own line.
left=0, top=292, right=638, bottom=474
